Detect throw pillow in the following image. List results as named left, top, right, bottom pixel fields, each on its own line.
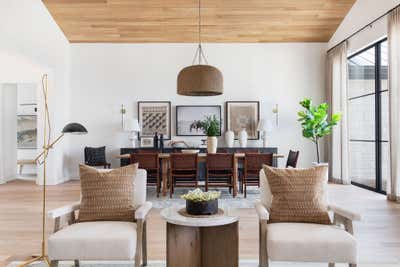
left=78, top=163, right=138, bottom=222
left=263, top=165, right=331, bottom=224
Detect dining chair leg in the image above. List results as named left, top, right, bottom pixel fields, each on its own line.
left=74, top=260, right=80, bottom=267
left=329, top=263, right=335, bottom=267
left=205, top=172, right=209, bottom=192
left=170, top=177, right=173, bottom=198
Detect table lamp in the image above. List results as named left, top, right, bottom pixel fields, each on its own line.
left=257, top=119, right=273, bottom=147
left=124, top=118, right=141, bottom=147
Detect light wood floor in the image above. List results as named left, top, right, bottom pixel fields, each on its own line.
left=1, top=180, right=400, bottom=266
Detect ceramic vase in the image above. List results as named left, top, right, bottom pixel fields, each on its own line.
left=225, top=130, right=234, bottom=148
left=238, top=129, right=248, bottom=147
left=207, top=136, right=218, bottom=153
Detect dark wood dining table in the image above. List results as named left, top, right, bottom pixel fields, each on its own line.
left=115, top=152, right=284, bottom=197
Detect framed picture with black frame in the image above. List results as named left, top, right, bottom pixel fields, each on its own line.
left=225, top=101, right=260, bottom=140
left=138, top=101, right=171, bottom=140
left=176, top=105, right=222, bottom=136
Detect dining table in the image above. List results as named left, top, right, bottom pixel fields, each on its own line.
left=115, top=152, right=284, bottom=197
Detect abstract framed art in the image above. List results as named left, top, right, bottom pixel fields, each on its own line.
left=138, top=101, right=171, bottom=140
left=225, top=101, right=260, bottom=140
left=17, top=115, right=37, bottom=149
left=176, top=105, right=222, bottom=136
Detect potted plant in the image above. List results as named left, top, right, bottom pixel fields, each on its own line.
left=181, top=188, right=221, bottom=215
left=199, top=115, right=220, bottom=153
left=297, top=98, right=341, bottom=165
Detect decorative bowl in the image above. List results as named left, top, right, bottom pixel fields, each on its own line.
left=186, top=199, right=218, bottom=215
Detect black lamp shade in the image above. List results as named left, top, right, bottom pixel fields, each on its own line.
left=62, top=123, right=88, bottom=135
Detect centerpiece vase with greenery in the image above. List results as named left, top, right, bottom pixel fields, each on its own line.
left=297, top=98, right=341, bottom=164
left=199, top=115, right=220, bottom=153
left=181, top=188, right=221, bottom=215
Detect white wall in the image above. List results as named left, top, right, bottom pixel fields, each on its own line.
left=0, top=84, right=17, bottom=183
left=329, top=0, right=400, bottom=52
left=67, top=43, right=327, bottom=178
left=0, top=0, right=70, bottom=184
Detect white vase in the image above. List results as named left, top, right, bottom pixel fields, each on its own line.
left=225, top=130, right=234, bottom=148
left=238, top=128, right=248, bottom=147
left=207, top=136, right=218, bottom=153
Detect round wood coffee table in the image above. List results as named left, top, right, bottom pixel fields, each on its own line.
left=161, top=205, right=239, bottom=267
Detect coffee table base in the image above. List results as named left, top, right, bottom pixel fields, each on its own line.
left=166, top=222, right=239, bottom=267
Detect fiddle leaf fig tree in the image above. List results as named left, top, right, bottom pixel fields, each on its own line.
left=297, top=98, right=341, bottom=163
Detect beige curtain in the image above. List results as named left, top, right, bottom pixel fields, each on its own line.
left=388, top=7, right=400, bottom=201
left=326, top=42, right=350, bottom=184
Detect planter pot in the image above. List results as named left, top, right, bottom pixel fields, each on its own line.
left=186, top=199, right=218, bottom=215
left=207, top=136, right=218, bottom=153
left=238, top=129, right=248, bottom=147
left=312, top=162, right=329, bottom=181
left=225, top=130, right=234, bottom=148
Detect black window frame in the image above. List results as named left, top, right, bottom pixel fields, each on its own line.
left=347, top=38, right=388, bottom=194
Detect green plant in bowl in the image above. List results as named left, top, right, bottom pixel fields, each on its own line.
left=181, top=188, right=221, bottom=202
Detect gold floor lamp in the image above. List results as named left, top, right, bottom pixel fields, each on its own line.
left=19, top=74, right=88, bottom=267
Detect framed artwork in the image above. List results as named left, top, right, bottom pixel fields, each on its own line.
left=226, top=101, right=260, bottom=140
left=140, top=137, right=154, bottom=147
left=17, top=115, right=37, bottom=149
left=176, top=105, right=222, bottom=136
left=138, top=101, right=171, bottom=140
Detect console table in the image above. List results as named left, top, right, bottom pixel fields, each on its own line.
left=161, top=206, right=239, bottom=267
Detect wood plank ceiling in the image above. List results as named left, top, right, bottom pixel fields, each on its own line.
left=42, top=0, right=356, bottom=43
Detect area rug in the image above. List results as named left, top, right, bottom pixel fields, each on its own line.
left=147, top=185, right=260, bottom=209
left=8, top=261, right=399, bottom=267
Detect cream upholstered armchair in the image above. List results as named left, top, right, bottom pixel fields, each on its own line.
left=47, top=169, right=152, bottom=267
left=256, top=169, right=361, bottom=267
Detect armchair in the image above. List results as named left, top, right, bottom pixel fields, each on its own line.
left=256, top=169, right=360, bottom=267
left=47, top=169, right=152, bottom=267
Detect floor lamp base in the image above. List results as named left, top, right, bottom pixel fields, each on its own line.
left=18, top=255, right=51, bottom=267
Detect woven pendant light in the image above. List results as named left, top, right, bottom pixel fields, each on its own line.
left=177, top=0, right=223, bottom=96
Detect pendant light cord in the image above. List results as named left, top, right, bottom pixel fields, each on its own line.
left=192, top=0, right=208, bottom=65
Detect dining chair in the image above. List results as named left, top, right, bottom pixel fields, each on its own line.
left=205, top=153, right=234, bottom=193
left=286, top=150, right=300, bottom=168
left=243, top=153, right=273, bottom=197
left=169, top=153, right=199, bottom=197
left=84, top=146, right=111, bottom=169
left=130, top=153, right=161, bottom=197
left=237, top=148, right=260, bottom=192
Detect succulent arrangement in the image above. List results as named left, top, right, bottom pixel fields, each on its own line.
left=181, top=188, right=221, bottom=202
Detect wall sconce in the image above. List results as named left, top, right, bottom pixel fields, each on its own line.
left=272, top=104, right=279, bottom=126
left=120, top=104, right=126, bottom=129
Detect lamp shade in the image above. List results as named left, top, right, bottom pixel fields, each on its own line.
left=257, top=119, right=273, bottom=132
left=62, top=123, right=88, bottom=135
left=124, top=118, right=141, bottom=132
left=177, top=65, right=223, bottom=96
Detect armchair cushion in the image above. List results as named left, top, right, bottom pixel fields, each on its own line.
left=262, top=165, right=331, bottom=224
left=79, top=163, right=138, bottom=222
left=266, top=223, right=357, bottom=263
left=48, top=221, right=137, bottom=261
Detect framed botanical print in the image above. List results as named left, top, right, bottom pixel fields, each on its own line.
left=176, top=105, right=222, bottom=136
left=226, top=101, right=260, bottom=140
left=17, top=115, right=37, bottom=149
left=138, top=101, right=171, bottom=140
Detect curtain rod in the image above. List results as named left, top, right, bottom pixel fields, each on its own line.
left=327, top=3, right=400, bottom=53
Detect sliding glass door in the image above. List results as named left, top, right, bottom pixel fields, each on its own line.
left=347, top=39, right=388, bottom=193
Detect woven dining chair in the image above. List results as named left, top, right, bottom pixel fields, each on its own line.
left=205, top=153, right=235, bottom=194
left=130, top=152, right=161, bottom=197
left=243, top=153, right=273, bottom=197
left=169, top=153, right=199, bottom=197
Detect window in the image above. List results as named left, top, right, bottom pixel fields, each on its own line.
left=347, top=39, right=388, bottom=193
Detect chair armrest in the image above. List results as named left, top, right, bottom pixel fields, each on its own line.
left=255, top=201, right=269, bottom=221
left=329, top=204, right=361, bottom=221
left=135, top=202, right=152, bottom=220
left=47, top=201, right=80, bottom=219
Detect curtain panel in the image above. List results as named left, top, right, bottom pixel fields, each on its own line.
left=326, top=42, right=350, bottom=185
left=388, top=7, right=400, bottom=201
